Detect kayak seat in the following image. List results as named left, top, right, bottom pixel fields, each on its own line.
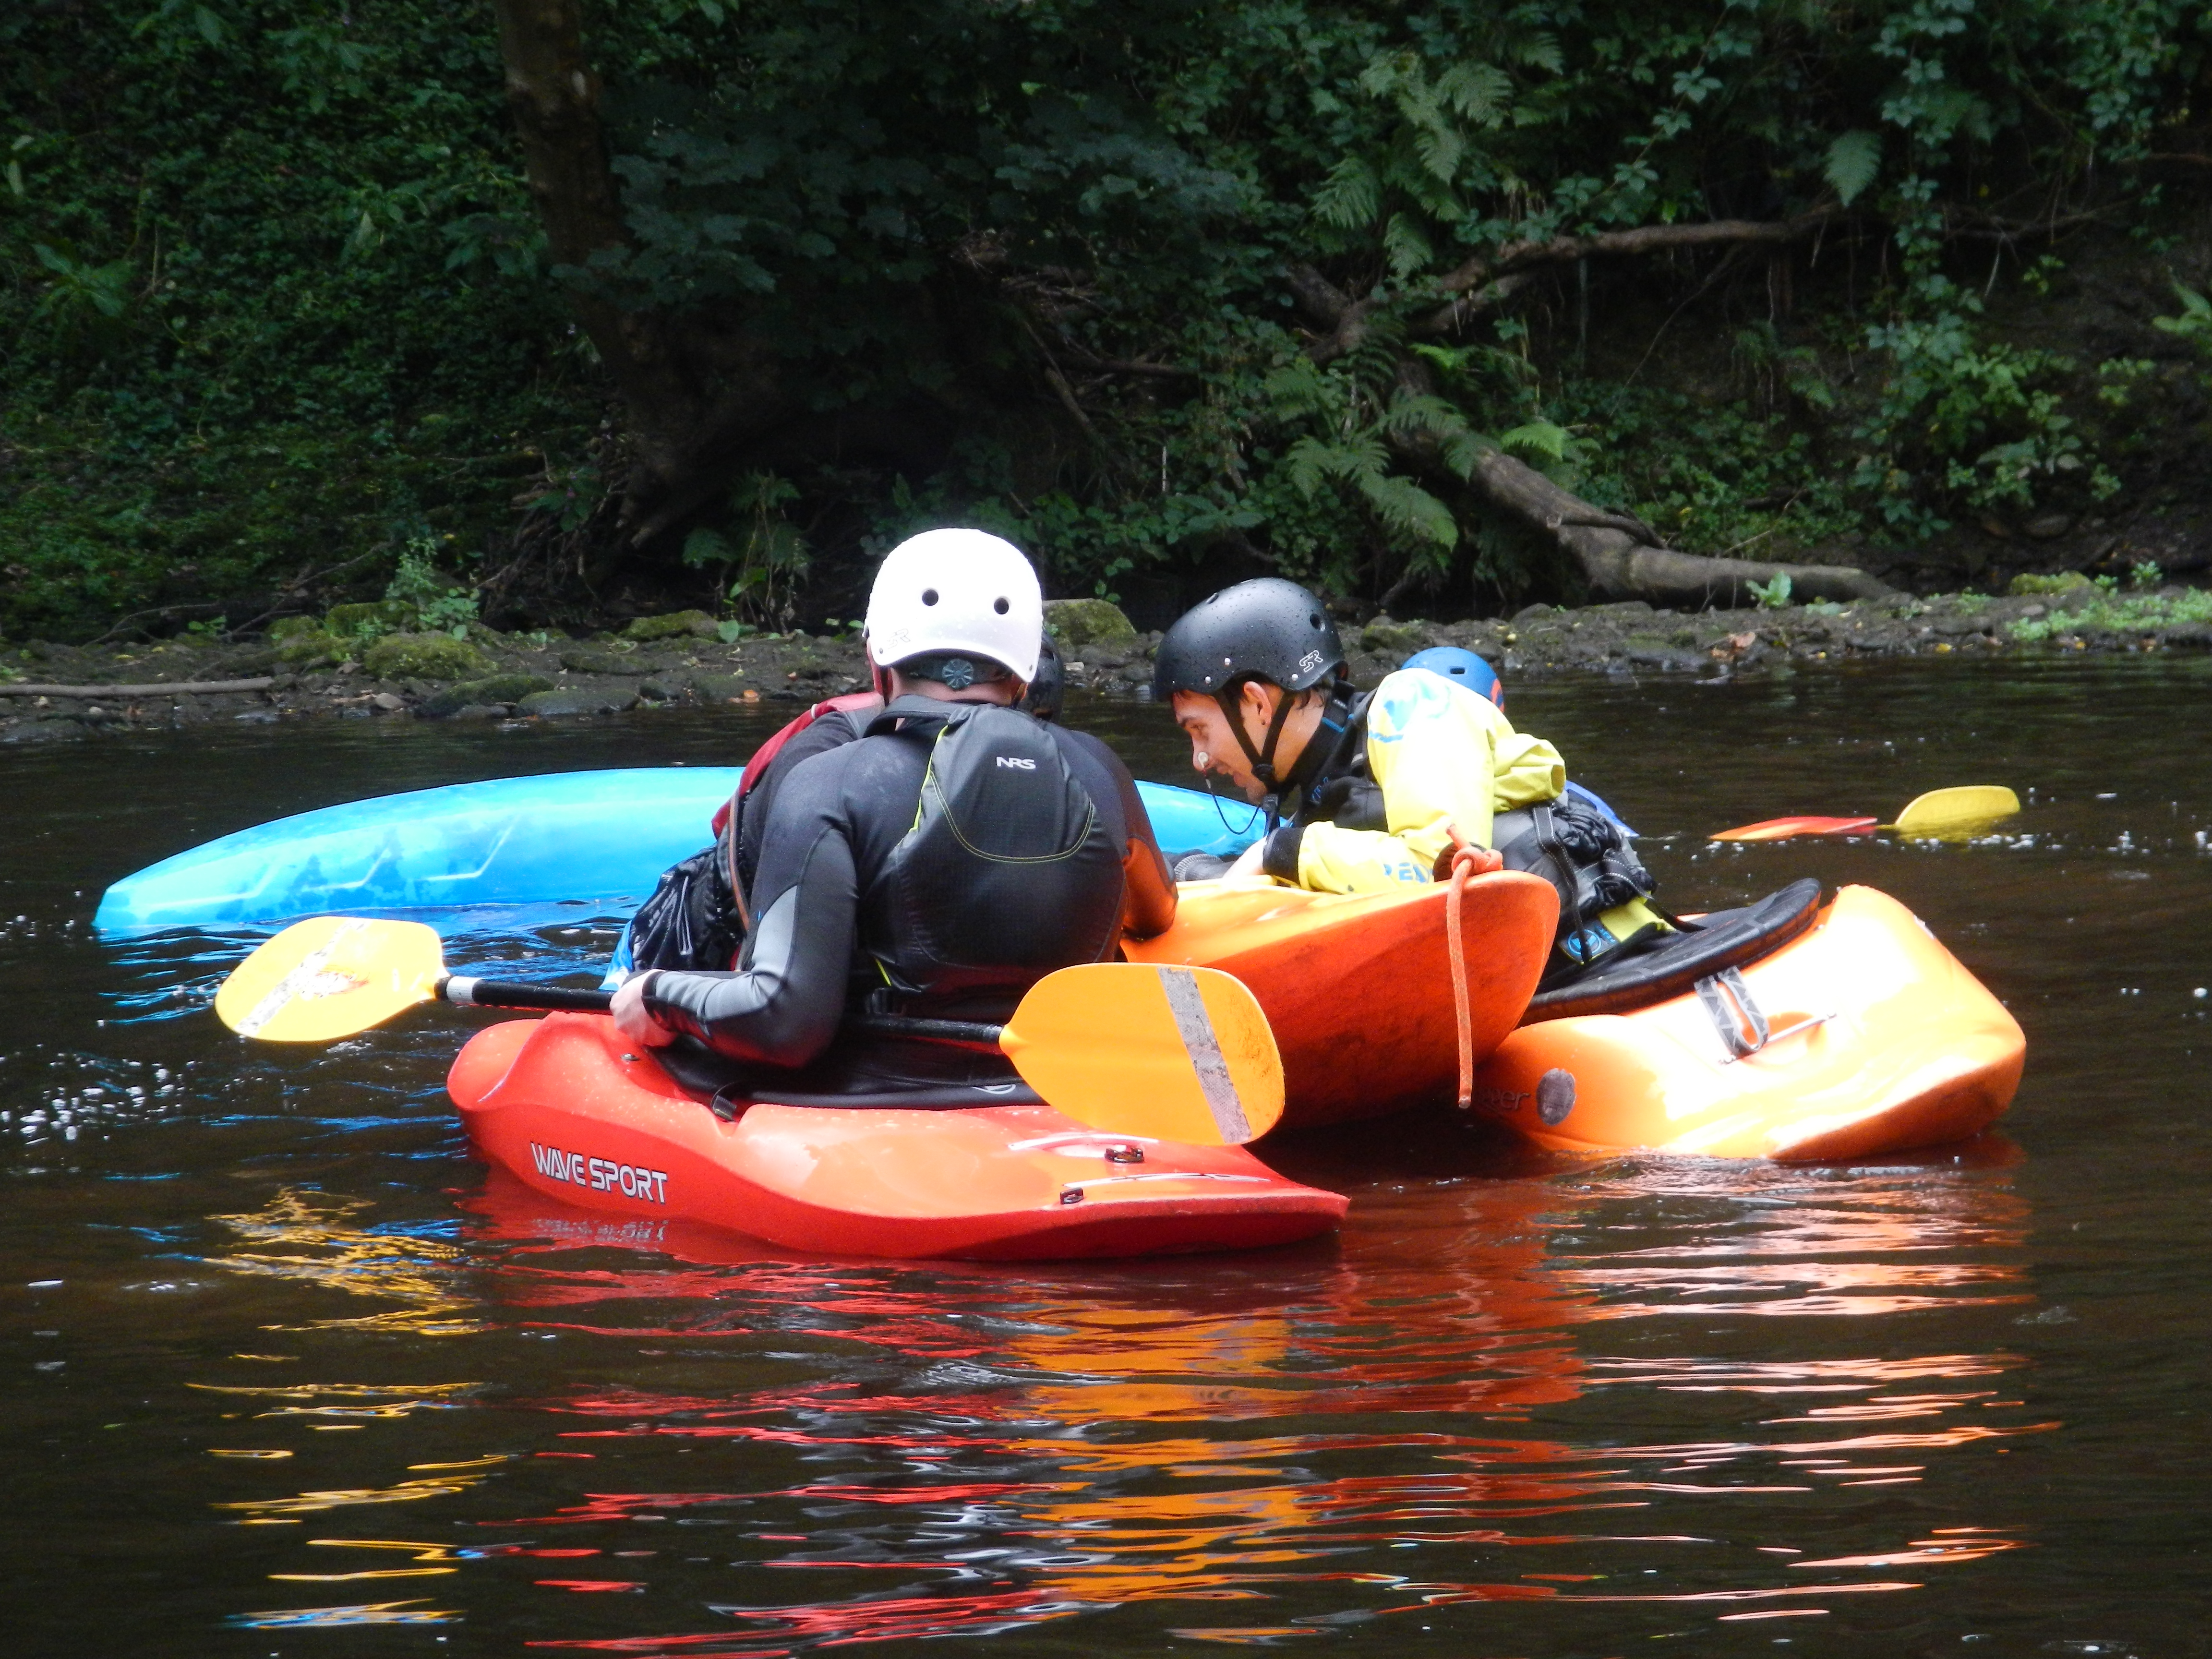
left=1520, top=878, right=1824, bottom=1025
left=653, top=1032, right=1045, bottom=1115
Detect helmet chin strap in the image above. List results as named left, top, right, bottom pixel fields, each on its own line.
left=1218, top=680, right=1300, bottom=829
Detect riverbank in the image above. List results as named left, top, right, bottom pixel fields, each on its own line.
left=5, top=582, right=2209, bottom=745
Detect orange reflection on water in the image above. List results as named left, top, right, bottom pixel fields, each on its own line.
left=222, top=1154, right=2050, bottom=1649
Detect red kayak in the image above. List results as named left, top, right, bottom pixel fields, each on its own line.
left=448, top=1012, right=1348, bottom=1261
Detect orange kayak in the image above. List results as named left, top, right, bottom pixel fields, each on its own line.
left=1467, top=884, right=2023, bottom=1161
left=1125, top=870, right=1559, bottom=1127
left=448, top=1012, right=1348, bottom=1261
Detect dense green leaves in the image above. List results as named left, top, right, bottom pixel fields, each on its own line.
left=3, top=0, right=2208, bottom=637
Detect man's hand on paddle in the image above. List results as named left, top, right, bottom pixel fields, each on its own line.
left=610, top=974, right=679, bottom=1046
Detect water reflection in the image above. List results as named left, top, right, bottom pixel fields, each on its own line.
left=183, top=1152, right=2049, bottom=1649
left=28, top=668, right=2208, bottom=1649
left=204, top=1188, right=485, bottom=1335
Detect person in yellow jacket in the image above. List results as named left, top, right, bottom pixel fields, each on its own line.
left=1153, top=578, right=1663, bottom=975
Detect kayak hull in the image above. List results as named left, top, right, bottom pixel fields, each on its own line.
left=96, top=767, right=1260, bottom=937
left=449, top=1013, right=1348, bottom=1261
left=1467, top=885, right=2023, bottom=1161
left=1125, top=871, right=1559, bottom=1129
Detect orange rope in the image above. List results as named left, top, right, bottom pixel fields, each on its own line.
left=1443, top=830, right=1503, bottom=1108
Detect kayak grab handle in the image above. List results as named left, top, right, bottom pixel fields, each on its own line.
left=1696, top=968, right=1835, bottom=1064
left=440, top=976, right=1005, bottom=1052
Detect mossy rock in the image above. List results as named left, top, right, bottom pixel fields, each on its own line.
left=273, top=628, right=346, bottom=667
left=325, top=599, right=414, bottom=637
left=210, top=647, right=280, bottom=676
left=1043, top=597, right=1140, bottom=654
left=1359, top=617, right=1429, bottom=656
left=2008, top=571, right=2092, bottom=596
left=267, top=616, right=322, bottom=644
left=559, top=645, right=647, bottom=675
left=623, top=609, right=719, bottom=642
left=419, top=673, right=555, bottom=717
left=361, top=631, right=494, bottom=683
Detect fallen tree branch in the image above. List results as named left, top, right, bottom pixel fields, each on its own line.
left=1432, top=209, right=1841, bottom=299
left=1462, top=447, right=1893, bottom=607
left=1287, top=299, right=1899, bottom=612
left=0, top=678, right=277, bottom=698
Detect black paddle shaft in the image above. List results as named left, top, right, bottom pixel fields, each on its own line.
left=437, top=975, right=1003, bottom=1050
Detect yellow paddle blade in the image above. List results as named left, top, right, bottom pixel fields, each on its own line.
left=214, top=917, right=445, bottom=1042
left=999, top=963, right=1284, bottom=1146
left=1890, top=784, right=2021, bottom=840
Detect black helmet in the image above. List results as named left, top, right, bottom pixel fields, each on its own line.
left=1019, top=635, right=1064, bottom=723
left=1151, top=578, right=1344, bottom=702
left=1153, top=578, right=1345, bottom=797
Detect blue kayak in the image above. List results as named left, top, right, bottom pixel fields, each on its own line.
left=94, top=768, right=1264, bottom=938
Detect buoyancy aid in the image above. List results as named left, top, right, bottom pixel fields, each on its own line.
left=859, top=696, right=1127, bottom=1013
left=1488, top=797, right=1667, bottom=983
left=709, top=690, right=885, bottom=841
left=1264, top=671, right=1564, bottom=885
left=626, top=691, right=884, bottom=975
left=716, top=689, right=884, bottom=925
left=1276, top=676, right=1662, bottom=976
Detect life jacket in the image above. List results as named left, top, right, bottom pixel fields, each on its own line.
left=1488, top=796, right=1664, bottom=984
left=1287, top=687, right=1662, bottom=979
left=859, top=695, right=1126, bottom=1018
left=627, top=691, right=884, bottom=976
left=709, top=689, right=884, bottom=840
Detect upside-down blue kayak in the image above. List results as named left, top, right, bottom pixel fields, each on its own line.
left=93, top=767, right=1263, bottom=938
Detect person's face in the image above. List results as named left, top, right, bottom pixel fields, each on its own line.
left=1171, top=684, right=1280, bottom=803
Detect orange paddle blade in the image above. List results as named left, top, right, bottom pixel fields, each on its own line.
left=1711, top=815, right=1879, bottom=843
left=999, top=963, right=1284, bottom=1145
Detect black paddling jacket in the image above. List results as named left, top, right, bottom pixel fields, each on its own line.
left=637, top=696, right=1169, bottom=1094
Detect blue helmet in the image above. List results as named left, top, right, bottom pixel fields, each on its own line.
left=1402, top=646, right=1503, bottom=708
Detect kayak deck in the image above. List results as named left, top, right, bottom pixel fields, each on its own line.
left=1467, top=884, right=2023, bottom=1161
left=1126, top=870, right=1559, bottom=1128
left=449, top=1014, right=1347, bottom=1261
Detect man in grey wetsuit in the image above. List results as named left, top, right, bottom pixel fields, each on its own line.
left=610, top=529, right=1176, bottom=1102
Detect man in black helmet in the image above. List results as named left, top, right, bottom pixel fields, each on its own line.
left=1154, top=578, right=1664, bottom=972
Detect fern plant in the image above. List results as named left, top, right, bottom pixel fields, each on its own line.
left=1263, top=333, right=1572, bottom=603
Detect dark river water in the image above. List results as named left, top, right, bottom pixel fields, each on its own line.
left=5, top=658, right=2210, bottom=1656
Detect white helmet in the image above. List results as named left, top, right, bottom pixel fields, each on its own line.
left=864, top=528, right=1043, bottom=683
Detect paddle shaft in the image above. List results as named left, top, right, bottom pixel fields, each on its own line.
left=438, top=976, right=1003, bottom=1050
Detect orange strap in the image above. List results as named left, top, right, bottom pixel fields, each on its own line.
left=1443, top=830, right=1503, bottom=1108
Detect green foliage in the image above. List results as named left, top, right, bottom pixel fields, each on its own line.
left=2154, top=284, right=2212, bottom=351
left=6, top=0, right=2211, bottom=633
left=0, top=0, right=589, bottom=639
left=1824, top=132, right=1884, bottom=206
left=384, top=536, right=481, bottom=636
left=1747, top=572, right=1794, bottom=610
left=2009, top=570, right=2091, bottom=594
left=2008, top=586, right=2212, bottom=640
left=684, top=472, right=811, bottom=627
left=1854, top=315, right=2088, bottom=532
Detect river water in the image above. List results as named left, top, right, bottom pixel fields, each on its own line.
left=4, top=657, right=2208, bottom=1656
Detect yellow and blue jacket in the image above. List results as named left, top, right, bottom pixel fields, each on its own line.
left=1257, top=668, right=1566, bottom=895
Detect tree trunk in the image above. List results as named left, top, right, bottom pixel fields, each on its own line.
left=1462, top=446, right=1893, bottom=607
left=490, top=0, right=783, bottom=547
